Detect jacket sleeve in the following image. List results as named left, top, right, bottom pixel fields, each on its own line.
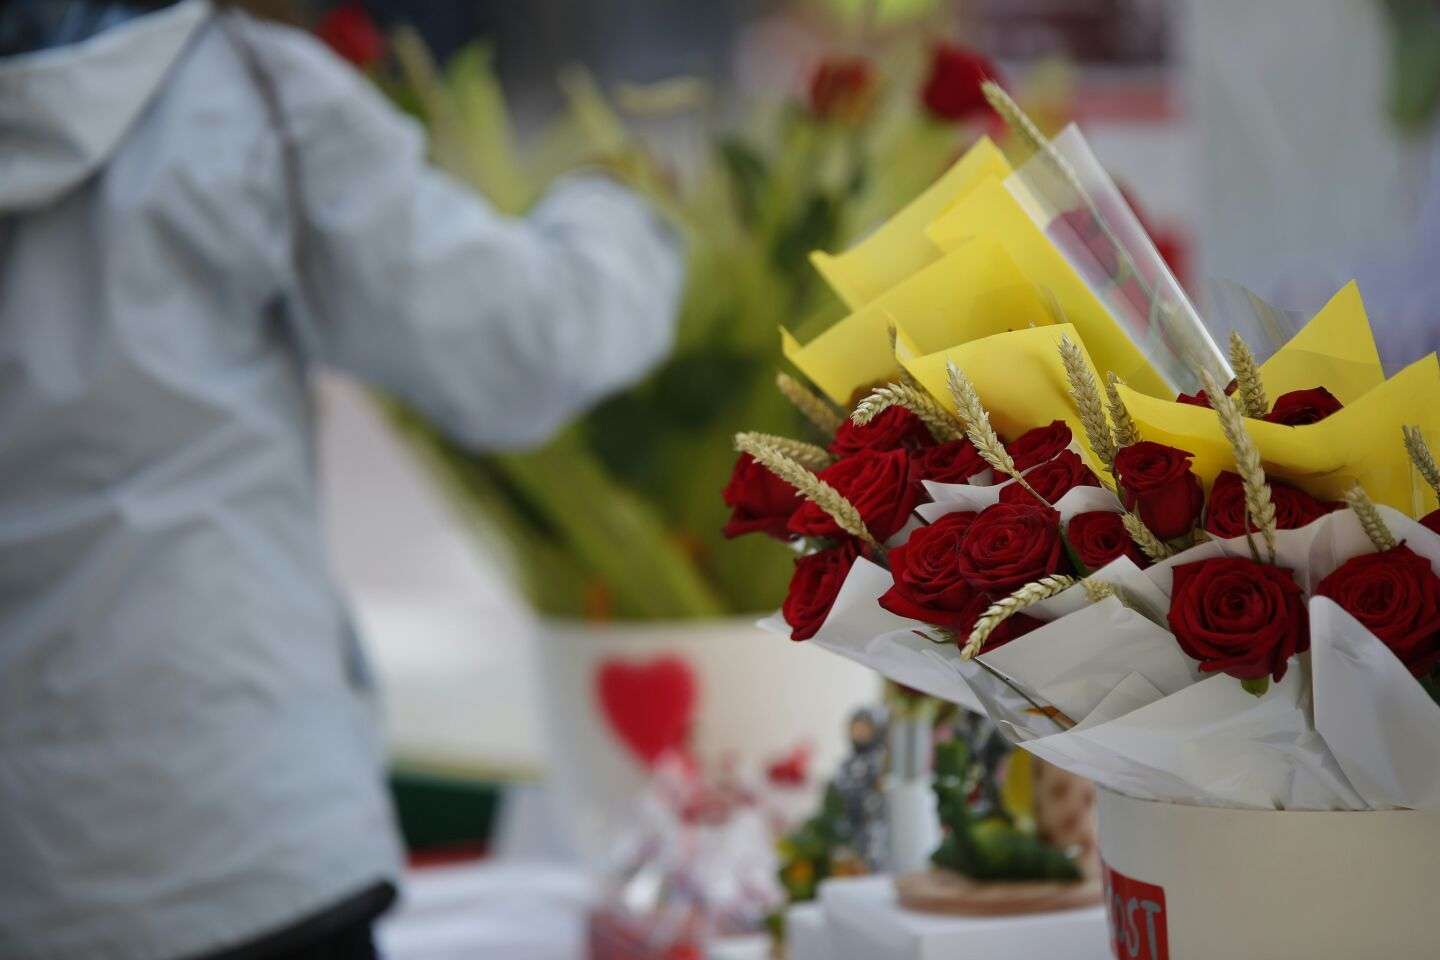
left=244, top=20, right=683, bottom=450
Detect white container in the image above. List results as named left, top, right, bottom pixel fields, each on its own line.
left=536, top=617, right=879, bottom=862
left=1097, top=789, right=1440, bottom=960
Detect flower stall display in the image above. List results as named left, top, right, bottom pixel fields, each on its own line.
left=723, top=81, right=1440, bottom=958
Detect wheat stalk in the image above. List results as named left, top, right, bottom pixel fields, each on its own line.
left=1345, top=485, right=1398, bottom=552
left=1204, top=370, right=1277, bottom=563
left=742, top=433, right=834, bottom=471
left=1229, top=331, right=1268, bottom=419
left=1402, top=425, right=1440, bottom=500
left=734, top=432, right=882, bottom=553
left=1059, top=337, right=1115, bottom=471
left=1122, top=512, right=1176, bottom=561
left=853, top=382, right=965, bottom=443
left=776, top=373, right=845, bottom=436
left=960, top=575, right=1078, bottom=660
left=1105, top=372, right=1142, bottom=449
left=944, top=361, right=1043, bottom=503
left=1082, top=579, right=1117, bottom=603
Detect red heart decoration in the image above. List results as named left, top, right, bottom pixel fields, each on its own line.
left=595, top=655, right=698, bottom=767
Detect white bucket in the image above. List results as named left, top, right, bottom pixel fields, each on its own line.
left=1097, top=788, right=1440, bottom=960
left=536, top=616, right=880, bottom=862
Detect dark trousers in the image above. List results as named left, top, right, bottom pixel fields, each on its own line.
left=193, top=883, right=395, bottom=960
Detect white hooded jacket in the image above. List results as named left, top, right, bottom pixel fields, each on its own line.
left=0, top=3, right=682, bottom=958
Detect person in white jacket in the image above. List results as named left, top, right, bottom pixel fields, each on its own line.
left=0, top=2, right=684, bottom=958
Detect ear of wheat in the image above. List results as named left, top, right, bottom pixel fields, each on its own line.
left=1204, top=370, right=1277, bottom=563
left=853, top=382, right=965, bottom=443
left=1105, top=372, right=1142, bottom=448
left=1402, top=425, right=1440, bottom=501
left=741, top=433, right=834, bottom=471
left=960, top=575, right=1077, bottom=660
left=1122, top=512, right=1176, bottom=561
left=1345, top=485, right=1398, bottom=552
left=944, top=361, right=1044, bottom=502
left=734, top=433, right=883, bottom=554
left=1059, top=337, right=1116, bottom=471
left=1228, top=331, right=1268, bottom=419
left=776, top=372, right=845, bottom=436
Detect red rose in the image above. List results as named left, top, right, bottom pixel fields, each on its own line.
left=722, top=453, right=801, bottom=540
left=879, top=512, right=980, bottom=627
left=1113, top=441, right=1203, bottom=541
left=1175, top=380, right=1236, bottom=408
left=783, top=541, right=859, bottom=641
left=316, top=2, right=385, bottom=69
left=808, top=56, right=875, bottom=121
left=1422, top=510, right=1440, bottom=537
left=789, top=448, right=922, bottom=542
left=830, top=406, right=933, bottom=458
left=1167, top=557, right=1309, bottom=682
left=1067, top=511, right=1149, bottom=571
left=1263, top=387, right=1343, bottom=426
left=913, top=439, right=987, bottom=485
left=920, top=43, right=997, bottom=122
left=998, top=450, right=1101, bottom=507
left=957, top=502, right=1071, bottom=594
left=1316, top=546, right=1440, bottom=677
left=1006, top=420, right=1073, bottom=472
left=1203, top=471, right=1339, bottom=539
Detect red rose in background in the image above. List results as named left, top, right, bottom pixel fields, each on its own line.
left=789, top=448, right=921, bottom=541
left=1006, top=420, right=1073, bottom=472
left=316, top=2, right=385, bottom=69
left=782, top=541, right=860, bottom=641
left=1263, top=387, right=1343, bottom=426
left=1423, top=510, right=1440, bottom=537
left=957, top=502, right=1070, bottom=594
left=808, top=56, right=875, bottom=121
left=879, top=512, right=980, bottom=627
left=998, top=450, right=1100, bottom=507
left=913, top=438, right=988, bottom=485
left=920, top=43, right=997, bottom=122
left=1204, top=471, right=1339, bottom=539
left=1114, top=441, right=1203, bottom=540
left=1316, top=546, right=1440, bottom=677
left=1067, top=511, right=1149, bottom=571
left=1167, top=556, right=1309, bottom=682
left=830, top=406, right=933, bottom=458
left=722, top=453, right=801, bottom=540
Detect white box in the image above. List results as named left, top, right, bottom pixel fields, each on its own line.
left=1098, top=789, right=1440, bottom=960
left=790, top=876, right=1108, bottom=960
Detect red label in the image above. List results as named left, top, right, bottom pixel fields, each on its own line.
left=1102, top=860, right=1169, bottom=960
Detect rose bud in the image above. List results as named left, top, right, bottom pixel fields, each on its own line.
left=1167, top=556, right=1309, bottom=682
left=808, top=56, right=876, bottom=122
left=1422, top=510, right=1440, bottom=537
left=722, top=453, right=802, bottom=540
left=788, top=448, right=922, bottom=542
left=997, top=449, right=1101, bottom=507
left=1204, top=470, right=1339, bottom=539
left=957, top=502, right=1071, bottom=594
left=1113, top=441, right=1204, bottom=541
left=1263, top=387, right=1343, bottom=426
left=920, top=42, right=998, bottom=123
left=913, top=438, right=988, bottom=485
left=1067, top=510, right=1150, bottom=571
left=1316, top=545, right=1440, bottom=677
left=782, top=541, right=860, bottom=641
left=830, top=406, right=933, bottom=458
left=1006, top=420, right=1073, bottom=472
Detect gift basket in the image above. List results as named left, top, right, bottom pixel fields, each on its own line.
left=720, top=82, right=1440, bottom=959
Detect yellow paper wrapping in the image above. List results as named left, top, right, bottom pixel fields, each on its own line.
left=809, top=137, right=1011, bottom=311
left=1117, top=355, right=1440, bottom=515
left=901, top=323, right=1105, bottom=472
left=926, top=177, right=1170, bottom=399
left=1257, top=281, right=1383, bottom=404
left=785, top=240, right=1056, bottom=404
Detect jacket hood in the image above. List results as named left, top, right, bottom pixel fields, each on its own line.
left=0, top=0, right=210, bottom=211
